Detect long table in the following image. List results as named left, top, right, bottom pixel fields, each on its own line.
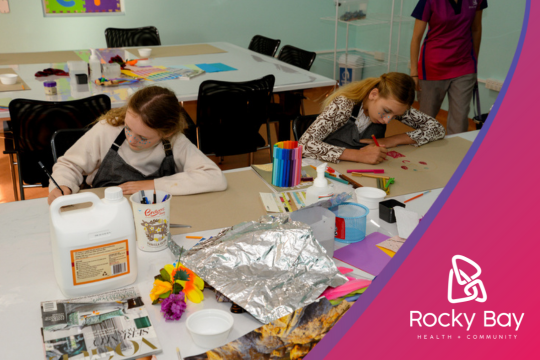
left=0, top=131, right=477, bottom=359
left=0, top=42, right=336, bottom=119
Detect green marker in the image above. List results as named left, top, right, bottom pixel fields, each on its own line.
left=325, top=172, right=349, bottom=185
left=384, top=177, right=395, bottom=190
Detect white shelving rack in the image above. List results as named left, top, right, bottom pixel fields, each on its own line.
left=322, top=0, right=414, bottom=81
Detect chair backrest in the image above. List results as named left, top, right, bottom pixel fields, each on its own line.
left=277, top=45, right=317, bottom=71
left=248, top=35, right=281, bottom=57
left=196, top=75, right=275, bottom=157
left=51, top=128, right=90, bottom=163
left=8, top=95, right=111, bottom=186
left=293, top=114, right=319, bottom=141
left=104, top=26, right=161, bottom=48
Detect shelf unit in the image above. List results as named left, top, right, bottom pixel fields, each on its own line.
left=323, top=0, right=414, bottom=82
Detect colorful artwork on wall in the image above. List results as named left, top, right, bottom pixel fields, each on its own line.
left=42, top=0, right=123, bottom=16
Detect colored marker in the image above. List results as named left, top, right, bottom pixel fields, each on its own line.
left=385, top=178, right=395, bottom=190
left=140, top=190, right=146, bottom=204
left=186, top=236, right=203, bottom=239
left=339, top=174, right=362, bottom=189
left=404, top=190, right=431, bottom=203
left=144, top=196, right=150, bottom=204
left=371, top=134, right=380, bottom=147
left=161, top=194, right=168, bottom=202
left=351, top=173, right=390, bottom=180
left=281, top=193, right=292, bottom=212
left=347, top=169, right=385, bottom=174
left=325, top=172, right=349, bottom=185
left=153, top=190, right=157, bottom=204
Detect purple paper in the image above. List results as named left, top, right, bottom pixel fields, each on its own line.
left=85, top=0, right=121, bottom=13
left=333, top=232, right=391, bottom=276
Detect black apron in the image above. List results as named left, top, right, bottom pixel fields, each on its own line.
left=324, top=104, right=387, bottom=150
left=92, top=129, right=176, bottom=188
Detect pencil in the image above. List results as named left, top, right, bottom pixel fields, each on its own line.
left=371, top=134, right=380, bottom=147
left=351, top=173, right=390, bottom=180
left=176, top=347, right=183, bottom=360
left=325, top=172, right=349, bottom=184
left=38, top=161, right=64, bottom=195
left=404, top=191, right=431, bottom=203
left=186, top=236, right=203, bottom=239
left=339, top=174, right=362, bottom=189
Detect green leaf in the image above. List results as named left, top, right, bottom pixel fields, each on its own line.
left=152, top=298, right=160, bottom=305
left=174, top=268, right=190, bottom=282
left=160, top=269, right=171, bottom=282
left=159, top=291, right=171, bottom=299
left=173, top=282, right=183, bottom=294
left=154, top=274, right=164, bottom=281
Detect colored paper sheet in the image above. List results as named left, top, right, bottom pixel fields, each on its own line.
left=333, top=232, right=392, bottom=276
left=195, top=63, right=222, bottom=73
left=0, top=98, right=11, bottom=107
left=208, top=63, right=237, bottom=71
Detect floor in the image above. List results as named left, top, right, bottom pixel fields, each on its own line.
left=0, top=87, right=477, bottom=204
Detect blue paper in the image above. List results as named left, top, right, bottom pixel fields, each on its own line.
left=209, top=63, right=237, bottom=72
left=195, top=63, right=222, bottom=73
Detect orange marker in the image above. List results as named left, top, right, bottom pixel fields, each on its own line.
left=186, top=236, right=203, bottom=239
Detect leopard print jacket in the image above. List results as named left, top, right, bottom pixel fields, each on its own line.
left=298, top=96, right=446, bottom=163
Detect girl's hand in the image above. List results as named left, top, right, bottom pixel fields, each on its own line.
left=119, top=180, right=155, bottom=195
left=48, top=186, right=72, bottom=205
left=356, top=144, right=388, bottom=164
left=414, top=77, right=421, bottom=91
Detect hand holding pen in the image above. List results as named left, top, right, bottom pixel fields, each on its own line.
left=40, top=162, right=73, bottom=205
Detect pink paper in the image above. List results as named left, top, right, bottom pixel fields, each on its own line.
left=321, top=279, right=371, bottom=300
left=333, top=232, right=392, bottom=276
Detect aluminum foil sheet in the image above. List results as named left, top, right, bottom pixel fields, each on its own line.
left=181, top=214, right=347, bottom=324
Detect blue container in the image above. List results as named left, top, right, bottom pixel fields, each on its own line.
left=329, top=202, right=369, bottom=244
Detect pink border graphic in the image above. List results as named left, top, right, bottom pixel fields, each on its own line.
left=307, top=1, right=534, bottom=358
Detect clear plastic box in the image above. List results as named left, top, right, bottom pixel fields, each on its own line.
left=338, top=0, right=369, bottom=22
left=67, top=61, right=88, bottom=76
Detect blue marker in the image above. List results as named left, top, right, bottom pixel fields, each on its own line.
left=161, top=194, right=168, bottom=203
left=144, top=196, right=150, bottom=204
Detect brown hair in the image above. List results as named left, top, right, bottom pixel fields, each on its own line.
left=97, top=86, right=187, bottom=138
left=323, top=72, right=416, bottom=109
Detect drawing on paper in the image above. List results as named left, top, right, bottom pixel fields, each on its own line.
left=42, top=0, right=123, bottom=16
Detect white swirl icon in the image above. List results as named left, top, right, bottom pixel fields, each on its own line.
left=447, top=255, right=487, bottom=304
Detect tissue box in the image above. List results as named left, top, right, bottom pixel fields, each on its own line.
left=379, top=199, right=405, bottom=223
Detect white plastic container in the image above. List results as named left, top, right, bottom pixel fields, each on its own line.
left=49, top=187, right=138, bottom=298
left=186, top=309, right=234, bottom=349
left=305, top=163, right=334, bottom=206
left=339, top=54, right=364, bottom=86
left=129, top=190, right=171, bottom=252
left=67, top=60, right=88, bottom=77
left=355, top=187, right=386, bottom=210
left=89, top=49, right=102, bottom=81
left=0, top=74, right=18, bottom=85
left=138, top=48, right=152, bottom=57
left=290, top=207, right=336, bottom=257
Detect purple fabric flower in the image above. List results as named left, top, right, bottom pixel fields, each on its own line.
left=161, top=293, right=187, bottom=321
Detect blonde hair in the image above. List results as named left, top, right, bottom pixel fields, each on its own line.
left=96, top=86, right=187, bottom=138
left=323, top=72, right=416, bottom=109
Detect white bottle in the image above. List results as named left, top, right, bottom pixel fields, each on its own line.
left=305, top=163, right=334, bottom=206
left=89, top=49, right=102, bottom=81
left=50, top=187, right=138, bottom=297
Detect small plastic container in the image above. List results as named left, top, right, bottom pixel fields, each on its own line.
left=379, top=199, right=405, bottom=223
left=67, top=60, right=88, bottom=76
left=103, top=63, right=121, bottom=79
left=138, top=48, right=152, bottom=57
left=0, top=74, right=18, bottom=85
left=290, top=207, right=336, bottom=257
left=355, top=187, right=386, bottom=210
left=186, top=309, right=234, bottom=349
left=43, top=81, right=57, bottom=95
left=338, top=0, right=369, bottom=22
left=329, top=202, right=369, bottom=244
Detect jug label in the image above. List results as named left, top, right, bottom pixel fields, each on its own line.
left=70, top=240, right=131, bottom=286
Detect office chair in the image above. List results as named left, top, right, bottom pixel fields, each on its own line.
left=104, top=26, right=161, bottom=48
left=248, top=35, right=281, bottom=57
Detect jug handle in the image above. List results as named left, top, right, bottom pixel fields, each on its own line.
left=50, top=192, right=101, bottom=220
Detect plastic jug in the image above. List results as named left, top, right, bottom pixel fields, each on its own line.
left=49, top=187, right=138, bottom=297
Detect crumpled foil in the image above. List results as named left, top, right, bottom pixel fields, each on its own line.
left=181, top=214, right=348, bottom=324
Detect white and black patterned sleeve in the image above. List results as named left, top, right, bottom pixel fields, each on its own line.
left=399, top=108, right=446, bottom=146
left=299, top=96, right=355, bottom=163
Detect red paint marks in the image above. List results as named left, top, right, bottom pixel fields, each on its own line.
left=419, top=161, right=427, bottom=165
left=401, top=166, right=408, bottom=170
left=402, top=160, right=410, bottom=163
left=387, top=151, right=405, bottom=159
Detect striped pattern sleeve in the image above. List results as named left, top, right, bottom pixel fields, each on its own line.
left=411, top=0, right=431, bottom=22
left=399, top=108, right=446, bottom=146
left=298, top=96, right=355, bottom=163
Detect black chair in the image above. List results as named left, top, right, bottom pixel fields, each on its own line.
left=104, top=26, right=161, bottom=48
left=271, top=45, right=317, bottom=141
left=51, top=128, right=90, bottom=163
left=248, top=35, right=281, bottom=57
left=292, top=115, right=319, bottom=141
left=195, top=75, right=275, bottom=165
left=4, top=95, right=111, bottom=200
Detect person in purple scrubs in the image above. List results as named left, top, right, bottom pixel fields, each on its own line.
left=410, top=0, right=488, bottom=134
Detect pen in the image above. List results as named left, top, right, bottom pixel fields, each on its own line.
left=161, top=194, right=168, bottom=202
left=144, top=196, right=150, bottom=204
left=38, top=161, right=63, bottom=195
left=339, top=174, right=363, bottom=189
left=371, top=134, right=380, bottom=147
left=325, top=172, right=349, bottom=184
left=140, top=190, right=146, bottom=204
left=404, top=191, right=431, bottom=203
left=153, top=189, right=156, bottom=204
left=347, top=169, right=385, bottom=174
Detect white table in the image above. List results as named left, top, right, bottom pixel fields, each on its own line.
left=0, top=131, right=477, bottom=359
left=0, top=42, right=336, bottom=119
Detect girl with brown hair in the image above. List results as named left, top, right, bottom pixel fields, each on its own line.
left=48, top=86, right=227, bottom=204
left=299, top=72, right=446, bottom=164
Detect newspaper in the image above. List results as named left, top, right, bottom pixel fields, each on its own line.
left=40, top=286, right=161, bottom=360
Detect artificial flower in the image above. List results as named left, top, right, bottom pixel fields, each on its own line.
left=166, top=262, right=205, bottom=303
left=149, top=279, right=172, bottom=302
left=161, top=293, right=187, bottom=321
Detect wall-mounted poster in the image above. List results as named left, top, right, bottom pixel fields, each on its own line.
left=42, top=0, right=124, bottom=16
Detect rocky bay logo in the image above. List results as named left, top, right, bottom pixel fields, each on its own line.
left=448, top=255, right=487, bottom=304
left=411, top=255, right=524, bottom=340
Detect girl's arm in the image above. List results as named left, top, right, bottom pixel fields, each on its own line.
left=298, top=96, right=355, bottom=163
left=153, top=135, right=227, bottom=195
left=399, top=109, right=446, bottom=146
